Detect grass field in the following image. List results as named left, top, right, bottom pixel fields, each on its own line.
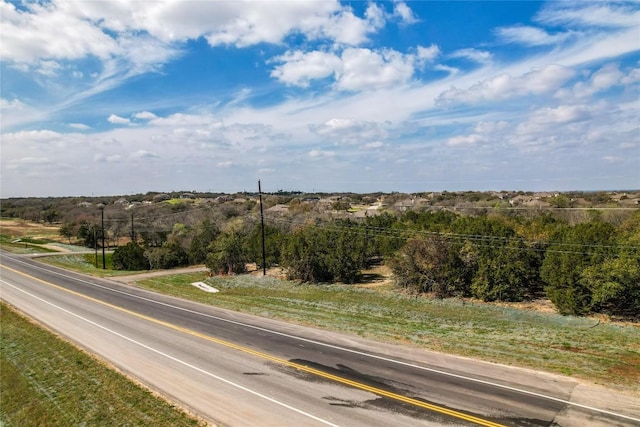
left=0, top=218, right=67, bottom=254
left=0, top=302, right=204, bottom=427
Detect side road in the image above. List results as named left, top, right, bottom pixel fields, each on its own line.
left=113, top=265, right=209, bottom=284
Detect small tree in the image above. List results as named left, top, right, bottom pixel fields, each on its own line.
left=281, top=225, right=332, bottom=282
left=470, top=238, right=541, bottom=302
left=77, top=222, right=101, bottom=248
left=580, top=252, right=640, bottom=318
left=389, top=236, right=471, bottom=297
left=245, top=223, right=285, bottom=269
left=144, top=243, right=189, bottom=270
left=281, top=222, right=368, bottom=284
left=112, top=242, right=149, bottom=271
left=206, top=231, right=247, bottom=275
left=389, top=237, right=449, bottom=294
left=59, top=222, right=76, bottom=244
left=541, top=221, right=615, bottom=315
left=189, top=220, right=220, bottom=264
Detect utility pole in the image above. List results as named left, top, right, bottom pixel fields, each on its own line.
left=94, top=227, right=98, bottom=268
left=130, top=211, right=135, bottom=243
left=98, top=204, right=106, bottom=269
left=258, top=180, right=266, bottom=276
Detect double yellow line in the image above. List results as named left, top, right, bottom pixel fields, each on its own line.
left=4, top=265, right=505, bottom=427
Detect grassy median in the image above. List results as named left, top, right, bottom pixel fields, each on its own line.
left=0, top=302, right=205, bottom=427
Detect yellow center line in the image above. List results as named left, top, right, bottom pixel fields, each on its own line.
left=3, top=265, right=506, bottom=427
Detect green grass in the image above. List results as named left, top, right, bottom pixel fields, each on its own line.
left=0, top=302, right=204, bottom=427
left=135, top=273, right=640, bottom=394
left=39, top=253, right=137, bottom=277
left=0, top=234, right=59, bottom=254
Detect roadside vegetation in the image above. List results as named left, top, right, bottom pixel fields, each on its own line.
left=2, top=192, right=639, bottom=319
left=0, top=302, right=204, bottom=427
left=2, top=192, right=639, bottom=398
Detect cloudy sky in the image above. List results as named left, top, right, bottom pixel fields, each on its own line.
left=1, top=0, right=639, bottom=197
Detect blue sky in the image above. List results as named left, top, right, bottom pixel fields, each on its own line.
left=1, top=0, right=639, bottom=197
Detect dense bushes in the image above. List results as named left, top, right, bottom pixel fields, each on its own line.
left=387, top=212, right=637, bottom=317
left=112, top=243, right=148, bottom=271
left=205, top=230, right=247, bottom=275
left=145, top=243, right=189, bottom=270
left=389, top=237, right=467, bottom=297
left=280, top=222, right=368, bottom=283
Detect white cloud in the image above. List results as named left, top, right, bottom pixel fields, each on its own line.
left=314, top=4, right=385, bottom=46
left=474, top=121, right=508, bottom=134
left=131, top=150, right=158, bottom=159
left=362, top=141, right=384, bottom=150
left=622, top=67, right=640, bottom=85
left=434, top=64, right=459, bottom=76
left=2, top=1, right=639, bottom=196
left=528, top=104, right=595, bottom=125
left=450, top=48, right=492, bottom=64
left=447, top=134, right=485, bottom=147
left=217, top=161, right=235, bottom=168
left=108, top=114, right=131, bottom=125
left=34, top=60, right=63, bottom=76
left=272, top=46, right=431, bottom=91
left=566, top=63, right=626, bottom=98
left=496, top=25, right=573, bottom=46
left=536, top=2, right=640, bottom=29
left=198, top=1, right=380, bottom=47
left=308, top=149, right=335, bottom=158
left=1, top=0, right=393, bottom=131
left=270, top=50, right=341, bottom=87
left=69, top=123, right=91, bottom=130
left=309, top=118, right=387, bottom=144
left=364, top=2, right=386, bottom=30
left=133, top=111, right=158, bottom=120
left=416, top=44, right=440, bottom=62
left=0, top=98, right=47, bottom=129
left=0, top=98, right=26, bottom=111
left=393, top=1, right=418, bottom=24
left=603, top=156, right=624, bottom=163
left=436, top=65, right=576, bottom=105
left=335, top=48, right=416, bottom=91
left=312, top=118, right=358, bottom=134
left=0, top=1, right=119, bottom=64
left=94, top=153, right=122, bottom=163
left=513, top=102, right=606, bottom=145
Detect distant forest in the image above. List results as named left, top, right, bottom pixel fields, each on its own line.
left=2, top=190, right=639, bottom=319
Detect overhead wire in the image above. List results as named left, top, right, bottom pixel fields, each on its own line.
left=91, top=199, right=639, bottom=257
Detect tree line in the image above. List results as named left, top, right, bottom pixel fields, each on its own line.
left=69, top=206, right=640, bottom=319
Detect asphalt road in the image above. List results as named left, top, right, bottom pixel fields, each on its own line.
left=1, top=251, right=639, bottom=427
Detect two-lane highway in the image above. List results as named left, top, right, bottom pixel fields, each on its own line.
left=2, top=251, right=639, bottom=426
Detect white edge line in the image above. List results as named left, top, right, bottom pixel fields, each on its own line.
left=5, top=256, right=640, bottom=423
left=0, top=280, right=340, bottom=427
